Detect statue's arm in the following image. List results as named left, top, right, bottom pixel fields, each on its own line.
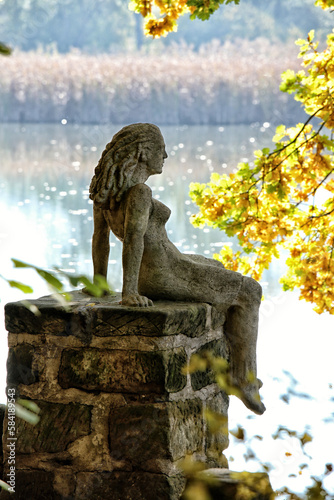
left=92, top=203, right=110, bottom=279
left=122, top=184, right=153, bottom=307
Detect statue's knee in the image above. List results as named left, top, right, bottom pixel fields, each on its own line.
left=243, top=276, right=262, bottom=302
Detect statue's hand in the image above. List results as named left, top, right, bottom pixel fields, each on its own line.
left=121, top=293, right=154, bottom=307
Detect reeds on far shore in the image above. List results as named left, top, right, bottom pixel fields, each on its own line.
left=0, top=40, right=303, bottom=125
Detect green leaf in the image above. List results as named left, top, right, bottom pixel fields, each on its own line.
left=277, top=183, right=286, bottom=200
left=0, top=42, right=11, bottom=56
left=36, top=270, right=63, bottom=291
left=15, top=402, right=40, bottom=425
left=11, top=259, right=31, bottom=269
left=18, top=301, right=41, bottom=316
left=0, top=480, right=11, bottom=491
left=79, top=277, right=104, bottom=297
left=12, top=259, right=64, bottom=291
left=266, top=184, right=277, bottom=194
left=94, top=274, right=111, bottom=291
left=7, top=280, right=33, bottom=294
left=17, top=399, right=41, bottom=414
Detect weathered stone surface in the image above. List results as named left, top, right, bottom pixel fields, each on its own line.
left=91, top=300, right=209, bottom=338
left=5, top=298, right=73, bottom=336
left=0, top=470, right=63, bottom=500
left=59, top=348, right=164, bottom=394
left=166, top=348, right=187, bottom=392
left=109, top=400, right=203, bottom=467
left=205, top=393, right=229, bottom=467
left=4, top=292, right=209, bottom=340
left=211, top=304, right=227, bottom=330
left=169, top=399, right=204, bottom=462
left=182, top=469, right=274, bottom=500
left=15, top=401, right=92, bottom=453
left=109, top=403, right=170, bottom=466
left=59, top=347, right=186, bottom=394
left=191, top=339, right=229, bottom=391
left=2, top=291, right=233, bottom=500
left=53, top=470, right=76, bottom=499
left=75, top=470, right=186, bottom=500
left=7, top=344, right=39, bottom=386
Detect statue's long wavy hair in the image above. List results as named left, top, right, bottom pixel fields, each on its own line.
left=89, top=123, right=162, bottom=207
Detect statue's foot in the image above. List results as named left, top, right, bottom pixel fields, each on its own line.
left=226, top=374, right=265, bottom=415
left=240, top=383, right=266, bottom=415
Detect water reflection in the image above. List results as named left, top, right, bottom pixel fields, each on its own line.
left=0, top=122, right=278, bottom=293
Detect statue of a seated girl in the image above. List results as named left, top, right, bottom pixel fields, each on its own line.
left=88, top=123, right=265, bottom=415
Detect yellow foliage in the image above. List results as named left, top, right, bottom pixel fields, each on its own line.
left=182, top=482, right=212, bottom=500
left=130, top=0, right=334, bottom=37
left=131, top=2, right=334, bottom=314
left=129, top=0, right=189, bottom=37
left=204, top=409, right=228, bottom=435
left=190, top=25, right=334, bottom=314
left=231, top=471, right=275, bottom=500
left=315, top=0, right=334, bottom=9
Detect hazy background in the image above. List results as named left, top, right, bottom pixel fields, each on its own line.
left=0, top=0, right=332, bottom=127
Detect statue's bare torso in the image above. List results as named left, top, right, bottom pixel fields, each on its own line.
left=102, top=184, right=243, bottom=304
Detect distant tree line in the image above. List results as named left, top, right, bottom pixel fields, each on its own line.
left=0, top=0, right=332, bottom=53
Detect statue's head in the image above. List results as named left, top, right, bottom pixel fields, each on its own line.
left=89, top=123, right=165, bottom=206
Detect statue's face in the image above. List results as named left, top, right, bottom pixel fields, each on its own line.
left=144, top=135, right=168, bottom=175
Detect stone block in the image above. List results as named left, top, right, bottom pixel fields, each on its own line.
left=89, top=300, right=209, bottom=338
left=169, top=399, right=204, bottom=462
left=0, top=470, right=63, bottom=500
left=7, top=344, right=39, bottom=386
left=15, top=401, right=92, bottom=454
left=4, top=299, right=73, bottom=337
left=53, top=470, right=76, bottom=499
left=109, top=399, right=203, bottom=468
left=205, top=392, right=229, bottom=467
left=75, top=471, right=186, bottom=500
left=165, top=348, right=188, bottom=392
left=4, top=292, right=210, bottom=340
left=58, top=347, right=187, bottom=394
left=3, top=293, right=231, bottom=500
left=191, top=339, right=229, bottom=391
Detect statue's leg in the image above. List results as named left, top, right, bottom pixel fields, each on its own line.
left=92, top=205, right=110, bottom=279
left=224, top=276, right=266, bottom=415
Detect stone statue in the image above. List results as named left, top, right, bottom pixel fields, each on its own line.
left=89, top=123, right=265, bottom=415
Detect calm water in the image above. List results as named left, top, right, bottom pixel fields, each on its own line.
left=0, top=121, right=280, bottom=293
left=0, top=123, right=333, bottom=496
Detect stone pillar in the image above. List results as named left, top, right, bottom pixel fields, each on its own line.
left=1, top=291, right=229, bottom=500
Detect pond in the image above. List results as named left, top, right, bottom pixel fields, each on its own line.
left=0, top=123, right=333, bottom=496
left=0, top=121, right=277, bottom=290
